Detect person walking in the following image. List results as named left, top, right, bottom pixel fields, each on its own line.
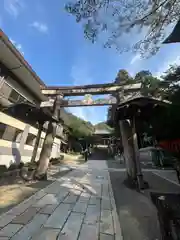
left=84, top=148, right=88, bottom=162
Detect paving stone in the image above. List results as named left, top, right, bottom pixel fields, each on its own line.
left=33, top=191, right=47, bottom=200
left=63, top=193, right=78, bottom=204
left=56, top=190, right=69, bottom=202
left=31, top=227, right=60, bottom=240
left=11, top=207, right=40, bottom=225
left=102, top=184, right=109, bottom=197
left=60, top=181, right=75, bottom=190
left=33, top=194, right=59, bottom=207
left=100, top=233, right=115, bottom=240
left=44, top=183, right=64, bottom=194
left=44, top=204, right=71, bottom=229
left=100, top=210, right=114, bottom=235
left=78, top=192, right=91, bottom=202
left=0, top=160, right=120, bottom=239
left=83, top=184, right=99, bottom=196
left=58, top=212, right=84, bottom=240
left=108, top=188, right=114, bottom=199
left=73, top=184, right=84, bottom=192
left=71, top=189, right=82, bottom=196
left=78, top=223, right=98, bottom=240
left=89, top=196, right=101, bottom=207
left=11, top=214, right=48, bottom=240
left=84, top=205, right=100, bottom=225
left=0, top=224, right=23, bottom=238
left=39, top=204, right=58, bottom=215
left=7, top=198, right=36, bottom=216
left=0, top=214, right=16, bottom=228
left=101, top=199, right=112, bottom=210
left=109, top=191, right=123, bottom=240
left=73, top=201, right=88, bottom=213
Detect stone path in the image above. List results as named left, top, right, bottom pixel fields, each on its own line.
left=0, top=160, right=122, bottom=240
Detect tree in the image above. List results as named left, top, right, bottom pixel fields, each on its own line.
left=161, top=64, right=180, bottom=100
left=107, top=69, right=134, bottom=126
left=65, top=0, right=180, bottom=56
left=134, top=70, right=162, bottom=97
left=107, top=69, right=162, bottom=126
left=107, top=66, right=180, bottom=142
left=134, top=71, right=152, bottom=82
left=133, top=65, right=180, bottom=145
left=115, top=69, right=133, bottom=84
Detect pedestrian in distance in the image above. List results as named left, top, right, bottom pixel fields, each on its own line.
left=84, top=148, right=88, bottom=162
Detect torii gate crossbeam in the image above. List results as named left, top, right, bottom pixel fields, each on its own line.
left=41, top=83, right=141, bottom=96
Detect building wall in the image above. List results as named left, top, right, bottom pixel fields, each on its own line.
left=0, top=111, right=62, bottom=168
left=0, top=62, right=36, bottom=105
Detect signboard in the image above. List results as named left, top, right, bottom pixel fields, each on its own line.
left=40, top=99, right=54, bottom=107
left=41, top=83, right=141, bottom=96
left=40, top=96, right=117, bottom=108
left=62, top=96, right=117, bottom=107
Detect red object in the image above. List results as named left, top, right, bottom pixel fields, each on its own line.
left=159, top=139, right=180, bottom=153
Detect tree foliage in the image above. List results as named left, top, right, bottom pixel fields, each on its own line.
left=107, top=65, right=180, bottom=143
left=115, top=69, right=133, bottom=84
left=61, top=109, right=111, bottom=139
left=61, top=109, right=94, bottom=138
left=65, top=0, right=179, bottom=56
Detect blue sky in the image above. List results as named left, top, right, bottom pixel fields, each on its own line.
left=1, top=0, right=180, bottom=124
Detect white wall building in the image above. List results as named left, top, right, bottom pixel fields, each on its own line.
left=0, top=29, right=65, bottom=168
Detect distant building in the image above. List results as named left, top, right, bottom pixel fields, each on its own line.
left=93, top=128, right=113, bottom=146
left=0, top=29, right=66, bottom=168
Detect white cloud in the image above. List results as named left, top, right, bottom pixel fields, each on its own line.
left=155, top=56, right=180, bottom=78
left=30, top=21, right=48, bottom=33
left=10, top=38, right=24, bottom=55
left=130, top=54, right=141, bottom=65
left=4, top=0, right=24, bottom=17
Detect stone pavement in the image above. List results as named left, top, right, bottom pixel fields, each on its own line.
left=0, top=160, right=122, bottom=240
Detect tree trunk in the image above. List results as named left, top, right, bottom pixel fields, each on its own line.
left=119, top=120, right=137, bottom=180
left=35, top=95, right=62, bottom=180
left=35, top=121, right=57, bottom=179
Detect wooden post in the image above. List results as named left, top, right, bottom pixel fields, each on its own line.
left=119, top=120, right=137, bottom=180
left=35, top=95, right=63, bottom=179
left=131, top=116, right=144, bottom=189
left=30, top=124, right=43, bottom=163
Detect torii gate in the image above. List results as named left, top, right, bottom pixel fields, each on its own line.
left=36, top=82, right=143, bottom=187
left=40, top=82, right=141, bottom=108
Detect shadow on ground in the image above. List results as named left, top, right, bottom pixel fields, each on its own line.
left=109, top=170, right=162, bottom=240
left=0, top=167, right=72, bottom=215
left=106, top=158, right=180, bottom=240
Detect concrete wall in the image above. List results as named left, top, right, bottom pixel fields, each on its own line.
left=0, top=111, right=62, bottom=168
